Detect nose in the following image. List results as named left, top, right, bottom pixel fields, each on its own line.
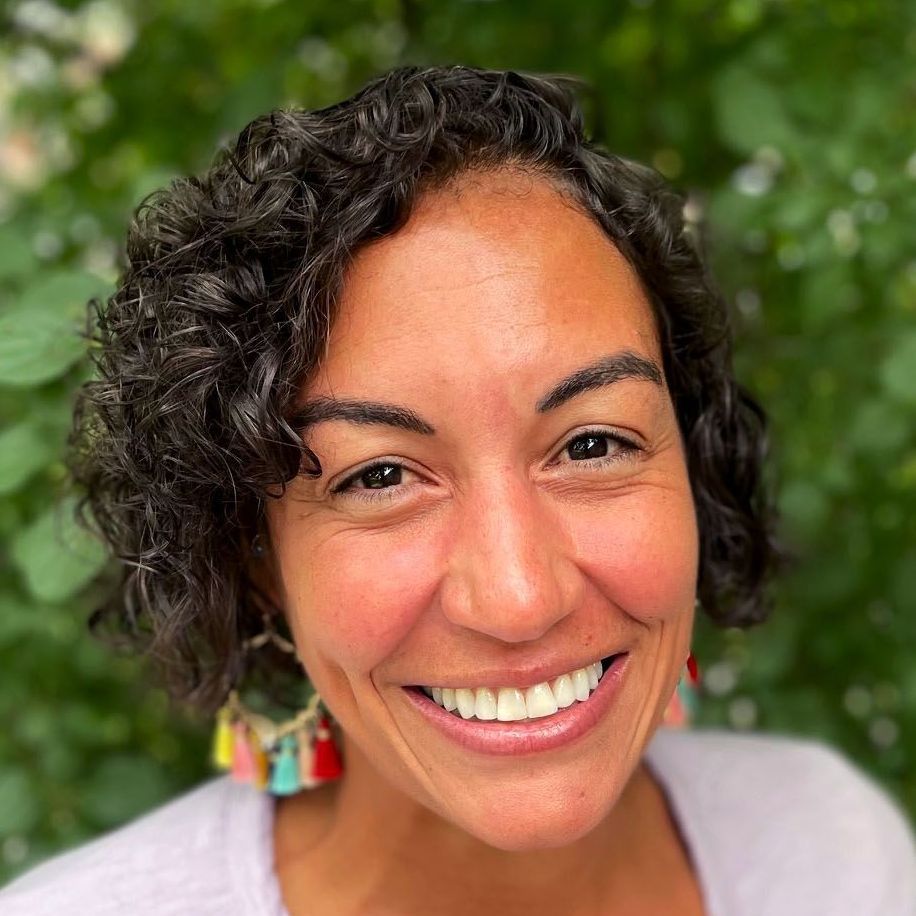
left=439, top=471, right=583, bottom=644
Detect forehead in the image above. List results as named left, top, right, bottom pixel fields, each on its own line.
left=310, top=171, right=661, bottom=397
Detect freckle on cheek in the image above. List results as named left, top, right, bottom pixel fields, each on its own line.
left=307, top=581, right=414, bottom=669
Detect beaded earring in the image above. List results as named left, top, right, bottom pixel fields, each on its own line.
left=211, top=536, right=344, bottom=794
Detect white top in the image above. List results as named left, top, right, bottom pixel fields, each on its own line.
left=2, top=727, right=914, bottom=915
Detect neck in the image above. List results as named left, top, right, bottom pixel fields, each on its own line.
left=274, top=735, right=688, bottom=915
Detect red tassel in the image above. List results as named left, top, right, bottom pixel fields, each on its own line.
left=686, top=652, right=699, bottom=685
left=230, top=722, right=257, bottom=784
left=310, top=715, right=343, bottom=781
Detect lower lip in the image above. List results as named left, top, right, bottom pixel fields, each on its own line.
left=401, top=653, right=629, bottom=757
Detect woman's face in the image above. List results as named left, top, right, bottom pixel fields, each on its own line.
left=266, top=170, right=698, bottom=851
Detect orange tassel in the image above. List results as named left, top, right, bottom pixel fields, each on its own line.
left=252, top=737, right=270, bottom=790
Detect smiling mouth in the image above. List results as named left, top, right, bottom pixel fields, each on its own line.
left=407, top=654, right=623, bottom=723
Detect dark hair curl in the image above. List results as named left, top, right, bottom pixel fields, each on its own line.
left=69, top=64, right=784, bottom=714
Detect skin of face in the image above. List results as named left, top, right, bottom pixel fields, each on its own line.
left=265, top=168, right=699, bottom=857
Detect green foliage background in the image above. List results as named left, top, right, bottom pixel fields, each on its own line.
left=1, top=0, right=914, bottom=884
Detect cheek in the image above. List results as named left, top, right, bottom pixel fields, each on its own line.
left=283, top=529, right=436, bottom=674
left=571, top=486, right=698, bottom=622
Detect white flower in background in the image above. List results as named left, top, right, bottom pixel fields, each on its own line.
left=11, top=0, right=76, bottom=41
left=78, top=0, right=135, bottom=67
left=731, top=145, right=784, bottom=197
left=7, top=44, right=58, bottom=90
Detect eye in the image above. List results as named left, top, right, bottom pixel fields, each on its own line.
left=560, top=429, right=642, bottom=467
left=331, top=429, right=643, bottom=504
left=331, top=461, right=415, bottom=503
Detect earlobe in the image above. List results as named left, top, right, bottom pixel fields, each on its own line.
left=251, top=532, right=268, bottom=558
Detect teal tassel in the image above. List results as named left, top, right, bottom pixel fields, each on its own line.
left=677, top=678, right=700, bottom=720
left=269, top=734, right=302, bottom=796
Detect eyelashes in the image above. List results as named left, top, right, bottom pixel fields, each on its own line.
left=329, top=429, right=644, bottom=505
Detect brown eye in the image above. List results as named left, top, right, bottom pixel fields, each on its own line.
left=567, top=433, right=611, bottom=461
left=334, top=462, right=403, bottom=494
left=560, top=429, right=642, bottom=466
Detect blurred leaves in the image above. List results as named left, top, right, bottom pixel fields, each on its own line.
left=881, top=330, right=916, bottom=406
left=0, top=227, right=39, bottom=282
left=81, top=756, right=174, bottom=827
left=0, top=308, right=85, bottom=387
left=713, top=65, right=794, bottom=156
left=0, top=771, right=39, bottom=836
left=0, top=272, right=107, bottom=386
left=0, top=421, right=54, bottom=495
left=1, top=0, right=915, bottom=886
left=10, top=495, right=108, bottom=604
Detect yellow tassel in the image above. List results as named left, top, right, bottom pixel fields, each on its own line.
left=212, top=706, right=235, bottom=769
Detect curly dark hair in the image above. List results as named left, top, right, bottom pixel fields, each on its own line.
left=69, top=63, right=784, bottom=714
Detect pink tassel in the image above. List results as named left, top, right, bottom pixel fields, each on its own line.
left=230, top=722, right=258, bottom=783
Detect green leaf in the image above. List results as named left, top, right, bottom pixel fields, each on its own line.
left=0, top=271, right=108, bottom=387
left=10, top=495, right=109, bottom=604
left=712, top=66, right=795, bottom=156
left=849, top=399, right=911, bottom=455
left=0, top=592, right=79, bottom=649
left=778, top=478, right=830, bottom=538
left=0, top=770, right=40, bottom=835
left=0, top=309, right=85, bottom=387
left=799, top=264, right=859, bottom=330
left=130, top=167, right=181, bottom=205
left=0, top=421, right=55, bottom=494
left=0, top=225, right=39, bottom=282
left=880, top=331, right=916, bottom=405
left=81, top=755, right=174, bottom=827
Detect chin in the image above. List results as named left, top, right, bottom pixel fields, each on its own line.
left=439, top=776, right=619, bottom=852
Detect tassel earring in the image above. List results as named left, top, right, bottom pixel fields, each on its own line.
left=269, top=734, right=303, bottom=796
left=211, top=706, right=234, bottom=769
left=211, top=595, right=345, bottom=795
left=312, top=715, right=344, bottom=781
left=214, top=679, right=344, bottom=796
left=230, top=721, right=258, bottom=783
left=663, top=651, right=701, bottom=729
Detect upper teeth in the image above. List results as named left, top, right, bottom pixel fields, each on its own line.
left=421, top=660, right=606, bottom=721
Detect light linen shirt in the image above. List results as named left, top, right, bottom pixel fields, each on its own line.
left=2, top=727, right=914, bottom=915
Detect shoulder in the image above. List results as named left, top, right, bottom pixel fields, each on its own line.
left=0, top=776, right=280, bottom=916
left=645, top=727, right=916, bottom=915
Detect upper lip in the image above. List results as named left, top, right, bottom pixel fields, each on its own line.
left=409, top=650, right=627, bottom=691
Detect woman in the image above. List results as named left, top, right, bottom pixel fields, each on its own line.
left=2, top=64, right=914, bottom=915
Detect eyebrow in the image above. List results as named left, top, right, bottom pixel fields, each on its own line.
left=290, top=349, right=664, bottom=437
left=535, top=350, right=663, bottom=412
